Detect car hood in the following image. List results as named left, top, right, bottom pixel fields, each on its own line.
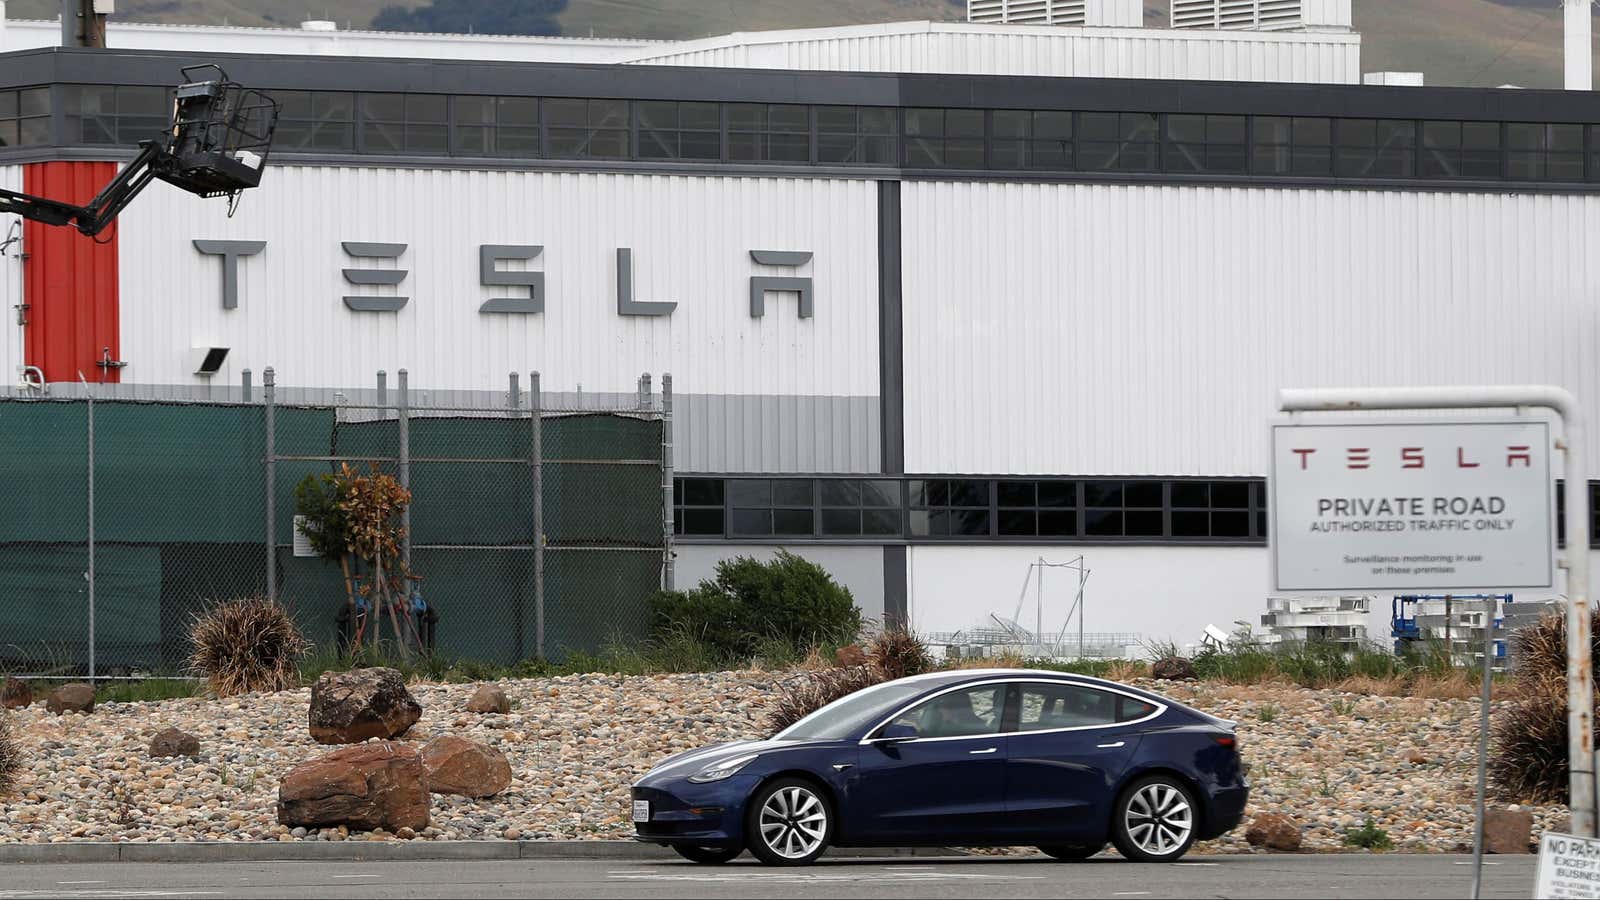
left=637, top=738, right=841, bottom=784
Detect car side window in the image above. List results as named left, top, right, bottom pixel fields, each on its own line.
left=887, top=685, right=1005, bottom=739
left=1117, top=694, right=1158, bottom=723
left=1017, top=683, right=1120, bottom=731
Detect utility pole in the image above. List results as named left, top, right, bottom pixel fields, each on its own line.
left=61, top=0, right=110, bottom=49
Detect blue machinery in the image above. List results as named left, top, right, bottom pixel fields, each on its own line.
left=1391, top=594, right=1513, bottom=661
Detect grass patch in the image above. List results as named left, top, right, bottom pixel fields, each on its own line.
left=1342, top=818, right=1393, bottom=851
left=1257, top=703, right=1279, bottom=723
left=97, top=679, right=202, bottom=704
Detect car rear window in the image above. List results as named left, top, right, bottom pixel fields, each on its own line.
left=1117, top=695, right=1158, bottom=722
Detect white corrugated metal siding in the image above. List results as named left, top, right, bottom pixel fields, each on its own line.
left=901, top=181, right=1600, bottom=476
left=0, top=166, right=23, bottom=386
left=116, top=167, right=881, bottom=472
left=119, top=166, right=878, bottom=395
left=618, top=21, right=1360, bottom=83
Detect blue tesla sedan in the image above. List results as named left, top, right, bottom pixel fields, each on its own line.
left=632, top=669, right=1246, bottom=866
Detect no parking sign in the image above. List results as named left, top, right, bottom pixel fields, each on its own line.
left=1537, top=833, right=1600, bottom=899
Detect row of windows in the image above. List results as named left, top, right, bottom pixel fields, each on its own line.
left=35, top=84, right=1600, bottom=185
left=0, top=87, right=50, bottom=147
left=673, top=477, right=1268, bottom=542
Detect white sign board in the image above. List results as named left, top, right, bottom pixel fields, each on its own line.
left=1537, top=832, right=1600, bottom=899
left=292, top=515, right=316, bottom=558
left=1271, top=418, right=1553, bottom=592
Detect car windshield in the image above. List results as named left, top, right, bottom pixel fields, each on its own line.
left=774, top=679, right=934, bottom=741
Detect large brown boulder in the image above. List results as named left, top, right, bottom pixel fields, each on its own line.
left=0, top=678, right=31, bottom=710
left=1245, top=812, right=1302, bottom=851
left=1150, top=656, right=1197, bottom=682
left=149, top=727, right=200, bottom=758
left=277, top=741, right=430, bottom=832
left=308, top=668, right=421, bottom=744
left=465, top=685, right=511, bottom=716
left=45, top=683, right=95, bottom=715
left=421, top=735, right=512, bottom=798
left=1484, top=808, right=1534, bottom=854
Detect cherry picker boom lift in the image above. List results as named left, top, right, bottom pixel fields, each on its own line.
left=0, top=65, right=277, bottom=237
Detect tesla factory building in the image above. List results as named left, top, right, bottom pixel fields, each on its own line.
left=2, top=0, right=1597, bottom=648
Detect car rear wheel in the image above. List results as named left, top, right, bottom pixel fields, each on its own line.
left=672, top=844, right=743, bottom=864
left=1111, top=776, right=1198, bottom=863
left=1037, top=842, right=1106, bottom=861
left=745, top=778, right=832, bottom=866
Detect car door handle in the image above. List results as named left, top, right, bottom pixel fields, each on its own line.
left=969, top=747, right=998, bottom=755
left=1096, top=741, right=1126, bottom=749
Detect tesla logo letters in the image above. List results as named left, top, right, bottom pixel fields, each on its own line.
left=194, top=241, right=817, bottom=319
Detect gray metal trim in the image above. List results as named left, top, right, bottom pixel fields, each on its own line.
left=25, top=144, right=1600, bottom=194
left=751, top=250, right=814, bottom=266
left=341, top=269, right=406, bottom=286
left=11, top=46, right=1600, bottom=122
left=343, top=296, right=409, bottom=312
left=883, top=545, right=908, bottom=628
left=877, top=181, right=904, bottom=477
left=749, top=276, right=813, bottom=318
left=343, top=241, right=408, bottom=257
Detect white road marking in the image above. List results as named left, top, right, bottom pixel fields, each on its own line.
left=1175, top=862, right=1221, bottom=867
left=609, top=871, right=1044, bottom=884
left=0, top=883, right=224, bottom=890
left=330, top=875, right=382, bottom=879
left=1113, top=892, right=1153, bottom=896
left=0, top=892, right=223, bottom=899
left=1452, top=862, right=1501, bottom=866
left=57, top=884, right=108, bottom=886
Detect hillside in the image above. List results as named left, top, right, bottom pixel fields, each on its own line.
left=5, top=0, right=1596, bottom=89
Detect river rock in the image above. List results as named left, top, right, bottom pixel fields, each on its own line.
left=1246, top=812, right=1302, bottom=851
left=465, top=685, right=511, bottom=716
left=277, top=741, right=430, bottom=832
left=45, top=683, right=95, bottom=715
left=148, top=727, right=200, bottom=758
left=421, top=735, right=512, bottom=798
left=0, top=678, right=31, bottom=710
left=308, top=668, right=421, bottom=744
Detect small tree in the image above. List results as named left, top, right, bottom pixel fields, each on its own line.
left=295, top=463, right=422, bottom=656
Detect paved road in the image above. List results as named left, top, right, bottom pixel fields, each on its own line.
left=0, top=854, right=1542, bottom=899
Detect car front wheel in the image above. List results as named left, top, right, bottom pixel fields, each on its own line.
left=1111, top=776, right=1198, bottom=863
left=1038, top=842, right=1106, bottom=861
left=672, top=844, right=743, bottom=864
left=745, top=778, right=833, bottom=866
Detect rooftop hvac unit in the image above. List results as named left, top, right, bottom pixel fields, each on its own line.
left=969, top=0, right=1087, bottom=26
left=1171, top=0, right=1302, bottom=31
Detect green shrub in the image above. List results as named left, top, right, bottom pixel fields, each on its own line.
left=1342, top=818, right=1393, bottom=851
left=649, top=551, right=861, bottom=663
left=1257, top=703, right=1279, bottom=723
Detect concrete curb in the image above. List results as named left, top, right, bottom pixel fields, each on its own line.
left=0, top=841, right=967, bottom=864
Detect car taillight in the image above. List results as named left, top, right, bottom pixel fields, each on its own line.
left=1212, top=734, right=1237, bottom=750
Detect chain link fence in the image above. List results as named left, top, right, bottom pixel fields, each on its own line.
left=0, top=370, right=672, bottom=678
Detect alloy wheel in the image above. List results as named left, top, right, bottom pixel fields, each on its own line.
left=757, top=785, right=827, bottom=860
left=1123, top=782, right=1193, bottom=857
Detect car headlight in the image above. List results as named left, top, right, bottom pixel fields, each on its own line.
left=687, top=753, right=759, bottom=783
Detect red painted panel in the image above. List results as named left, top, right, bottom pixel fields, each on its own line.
left=22, top=161, right=120, bottom=383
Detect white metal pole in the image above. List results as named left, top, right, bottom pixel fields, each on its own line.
left=1567, top=0, right=1593, bottom=92
left=1279, top=385, right=1593, bottom=838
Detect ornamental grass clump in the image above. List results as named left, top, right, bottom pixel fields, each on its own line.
left=1489, top=610, right=1600, bottom=804
left=866, top=628, right=933, bottom=682
left=189, top=596, right=309, bottom=697
left=0, top=712, right=20, bottom=797
left=766, top=665, right=883, bottom=735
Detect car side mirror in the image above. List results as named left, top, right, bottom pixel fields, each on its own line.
left=878, top=723, right=918, bottom=743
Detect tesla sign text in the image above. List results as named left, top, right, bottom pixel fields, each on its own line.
left=1270, top=419, right=1554, bottom=592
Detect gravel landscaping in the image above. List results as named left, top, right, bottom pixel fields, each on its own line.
left=0, top=672, right=1569, bottom=851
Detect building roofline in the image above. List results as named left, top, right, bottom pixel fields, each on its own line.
left=4, top=45, right=1593, bottom=123
left=3, top=16, right=664, bottom=47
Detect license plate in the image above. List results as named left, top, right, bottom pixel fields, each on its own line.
left=632, top=800, right=650, bottom=823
